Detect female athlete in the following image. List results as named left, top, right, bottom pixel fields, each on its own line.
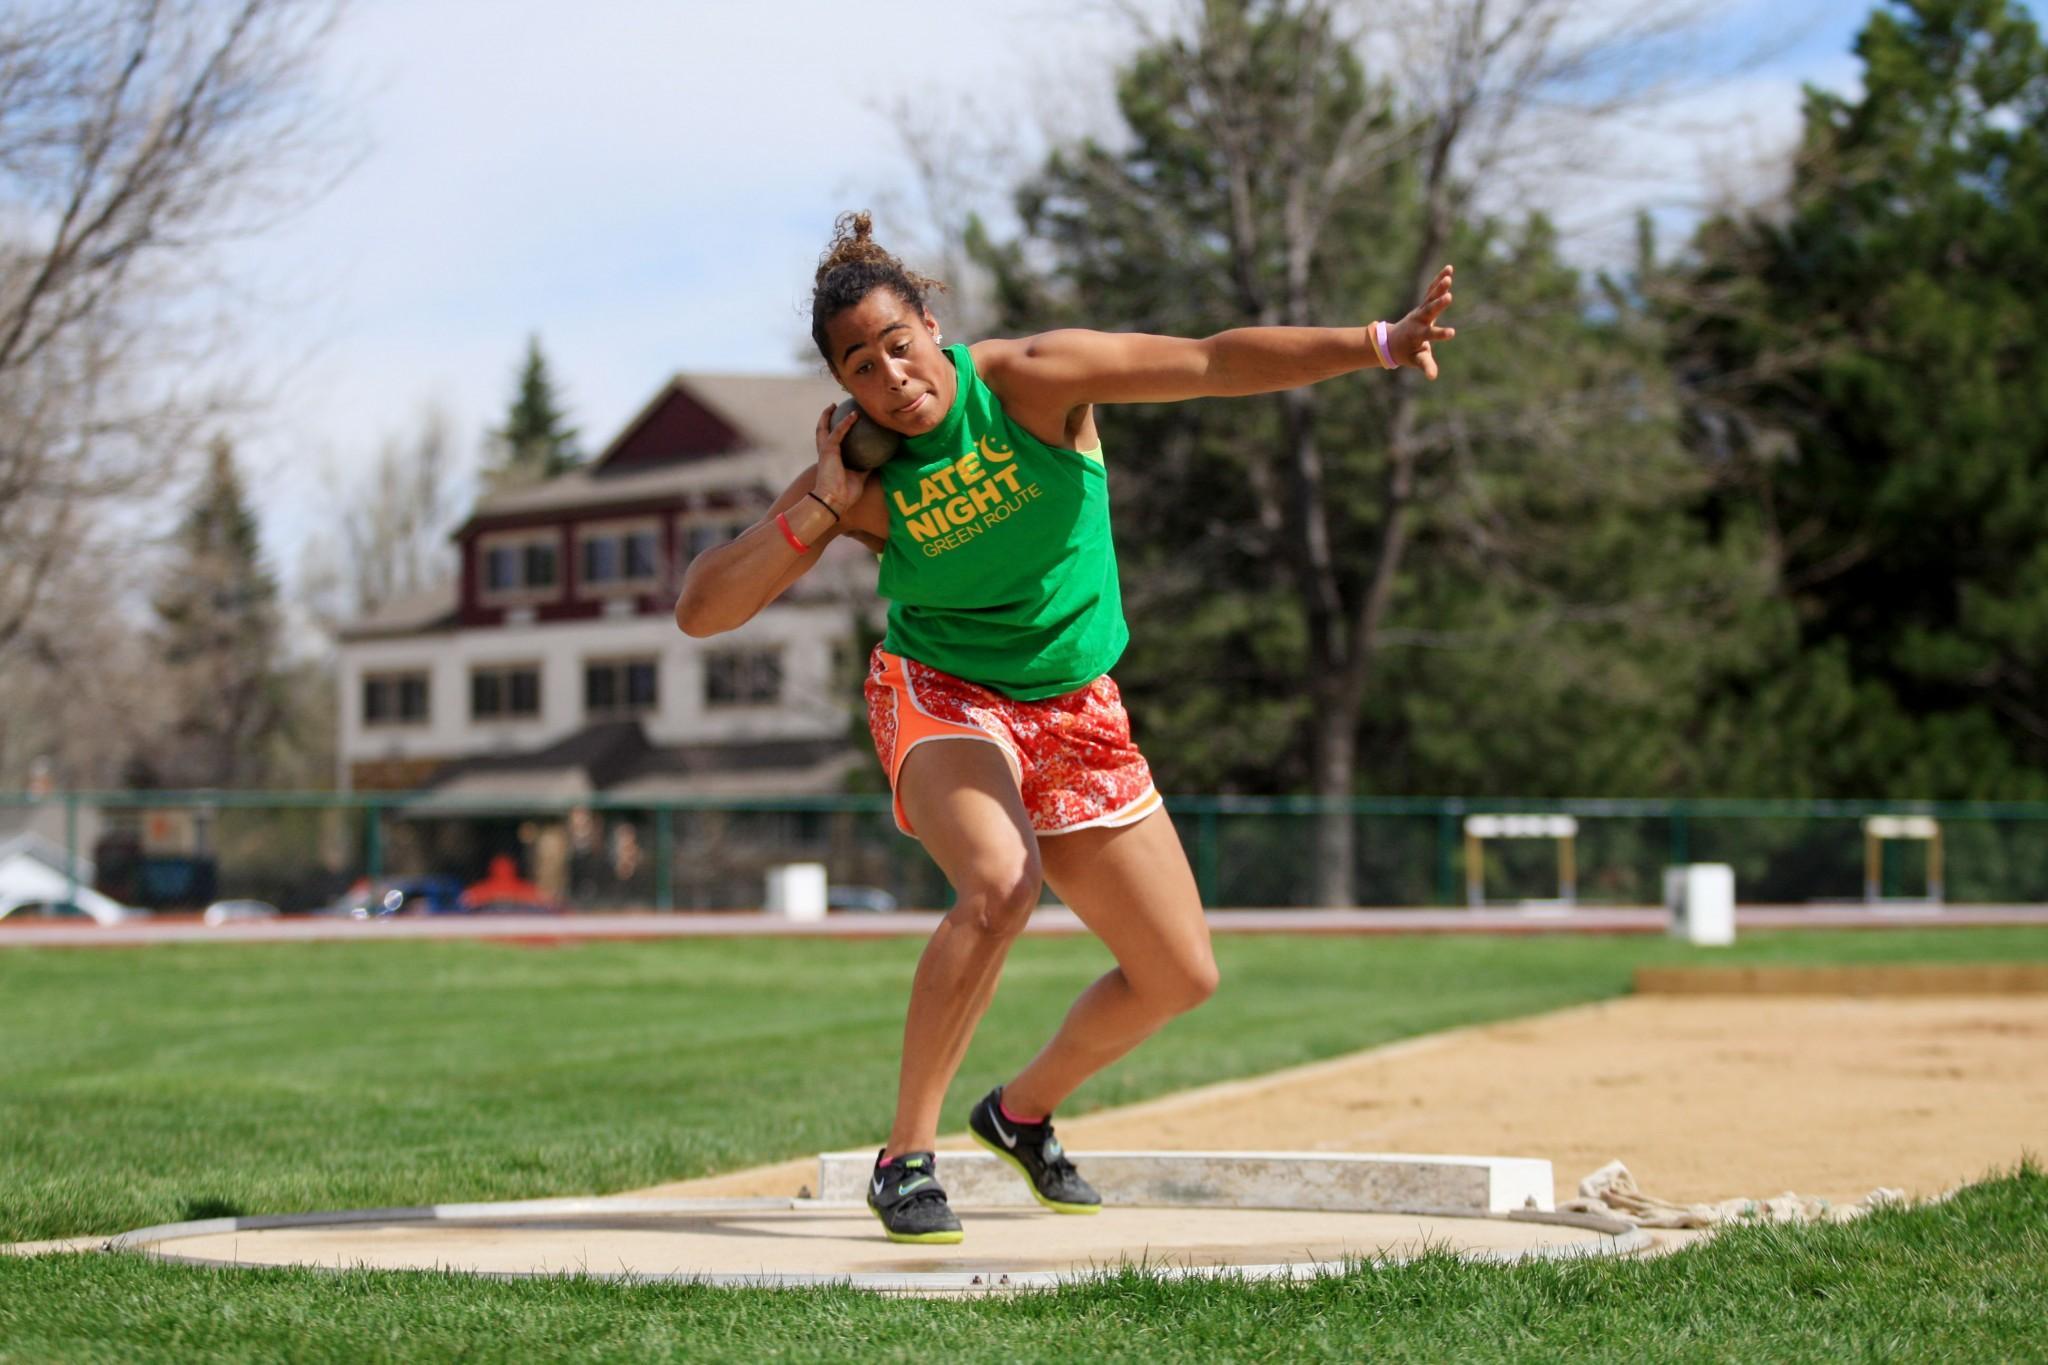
left=676, top=211, right=1456, bottom=1243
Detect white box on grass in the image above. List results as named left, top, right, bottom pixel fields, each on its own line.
left=1665, top=863, right=1735, bottom=946
left=765, top=863, right=828, bottom=920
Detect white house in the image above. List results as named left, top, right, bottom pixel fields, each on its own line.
left=336, top=370, right=880, bottom=801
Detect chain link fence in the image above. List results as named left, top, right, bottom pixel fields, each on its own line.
left=4, top=792, right=2044, bottom=913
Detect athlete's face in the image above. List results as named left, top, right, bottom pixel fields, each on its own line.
left=825, top=290, right=953, bottom=436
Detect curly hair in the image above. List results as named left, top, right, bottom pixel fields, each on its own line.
left=810, top=211, right=947, bottom=367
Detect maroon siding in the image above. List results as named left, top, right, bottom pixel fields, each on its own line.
left=460, top=524, right=480, bottom=619
left=595, top=386, right=745, bottom=472
left=661, top=515, right=681, bottom=599
left=455, top=492, right=770, bottom=627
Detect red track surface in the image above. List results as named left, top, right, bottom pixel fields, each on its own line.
left=5, top=905, right=2046, bottom=947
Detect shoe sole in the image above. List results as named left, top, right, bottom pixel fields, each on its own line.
left=868, top=1203, right=964, bottom=1244
left=971, top=1129, right=1101, bottom=1215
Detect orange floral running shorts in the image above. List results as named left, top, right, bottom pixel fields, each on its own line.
left=864, top=646, right=1162, bottom=839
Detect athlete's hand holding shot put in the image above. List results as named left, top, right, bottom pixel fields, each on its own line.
left=676, top=212, right=1456, bottom=1244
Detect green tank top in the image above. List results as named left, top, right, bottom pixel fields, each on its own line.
left=876, top=344, right=1128, bottom=700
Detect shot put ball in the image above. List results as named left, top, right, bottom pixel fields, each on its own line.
left=832, top=397, right=903, bottom=471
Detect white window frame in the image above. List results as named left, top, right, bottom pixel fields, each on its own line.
left=576, top=517, right=664, bottom=597
left=477, top=529, right=565, bottom=607
left=584, top=655, right=661, bottom=719
left=362, top=670, right=431, bottom=729
left=704, top=648, right=783, bottom=709
left=676, top=509, right=760, bottom=565
left=470, top=661, right=545, bottom=723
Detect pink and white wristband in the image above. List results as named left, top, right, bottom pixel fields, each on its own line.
left=1371, top=319, right=1397, bottom=370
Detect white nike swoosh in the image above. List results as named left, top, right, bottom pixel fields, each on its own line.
left=872, top=1176, right=885, bottom=1195
left=990, top=1111, right=1018, bottom=1149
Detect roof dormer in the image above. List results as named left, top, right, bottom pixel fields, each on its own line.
left=590, top=381, right=748, bottom=473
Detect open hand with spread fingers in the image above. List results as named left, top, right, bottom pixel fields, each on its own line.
left=1390, top=264, right=1457, bottom=380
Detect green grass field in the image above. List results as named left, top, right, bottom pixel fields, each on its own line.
left=4, top=927, right=2045, bottom=1361
left=4, top=1171, right=2043, bottom=1363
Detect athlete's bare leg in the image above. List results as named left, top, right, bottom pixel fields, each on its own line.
left=882, top=738, right=1042, bottom=1159
left=998, top=809, right=1217, bottom=1119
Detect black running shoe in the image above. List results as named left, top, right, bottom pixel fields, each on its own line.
left=866, top=1149, right=964, bottom=1244
left=968, top=1086, right=1101, bottom=1214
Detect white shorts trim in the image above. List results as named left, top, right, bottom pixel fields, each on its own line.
left=1033, top=786, right=1164, bottom=838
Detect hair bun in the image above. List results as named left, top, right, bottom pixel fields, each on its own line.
left=809, top=211, right=947, bottom=365
left=815, top=210, right=891, bottom=288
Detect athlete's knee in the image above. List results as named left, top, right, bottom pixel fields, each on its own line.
left=950, top=858, right=1043, bottom=939
left=1143, top=952, right=1219, bottom=1016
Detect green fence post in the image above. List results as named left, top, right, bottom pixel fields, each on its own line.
left=1197, top=805, right=1219, bottom=908
left=1436, top=808, right=1457, bottom=906
left=1668, top=808, right=1691, bottom=867
left=655, top=807, right=674, bottom=911
left=365, top=800, right=383, bottom=883
left=65, top=791, right=79, bottom=907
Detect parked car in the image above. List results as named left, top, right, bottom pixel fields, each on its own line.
left=398, top=876, right=475, bottom=915
left=202, top=899, right=281, bottom=926
left=827, top=885, right=899, bottom=914
left=0, top=897, right=93, bottom=922
left=306, top=883, right=391, bottom=919
left=0, top=896, right=149, bottom=925
left=306, top=877, right=464, bottom=919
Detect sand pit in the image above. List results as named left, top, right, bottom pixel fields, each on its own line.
left=645, top=995, right=2048, bottom=1208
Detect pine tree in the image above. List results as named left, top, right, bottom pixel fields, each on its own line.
left=487, top=335, right=582, bottom=484
left=1675, top=0, right=2048, bottom=799
left=147, top=437, right=284, bottom=788
left=969, top=2, right=1769, bottom=851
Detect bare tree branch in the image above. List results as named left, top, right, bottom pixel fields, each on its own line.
left=0, top=0, right=347, bottom=674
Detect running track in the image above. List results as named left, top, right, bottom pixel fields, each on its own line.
left=6, top=905, right=2048, bottom=947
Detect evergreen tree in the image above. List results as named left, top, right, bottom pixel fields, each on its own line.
left=487, top=335, right=582, bottom=484
left=147, top=437, right=284, bottom=788
left=1674, top=0, right=2048, bottom=799
left=971, top=2, right=1770, bottom=836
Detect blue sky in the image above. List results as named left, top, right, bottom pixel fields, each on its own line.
left=224, top=0, right=1896, bottom=592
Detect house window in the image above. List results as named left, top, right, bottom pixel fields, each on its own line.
left=471, top=665, right=542, bottom=720
left=485, top=546, right=518, bottom=591
left=683, top=519, right=753, bottom=561
left=524, top=543, right=558, bottom=587
left=586, top=658, right=659, bottom=718
left=705, top=649, right=782, bottom=707
left=627, top=531, right=659, bottom=578
left=363, top=672, right=429, bottom=727
left=477, top=531, right=562, bottom=604
left=686, top=524, right=725, bottom=560
left=579, top=524, right=661, bottom=590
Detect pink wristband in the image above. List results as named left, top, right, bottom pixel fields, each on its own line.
left=1372, top=320, right=1396, bottom=370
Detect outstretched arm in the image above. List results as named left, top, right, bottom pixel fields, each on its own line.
left=981, top=266, right=1456, bottom=410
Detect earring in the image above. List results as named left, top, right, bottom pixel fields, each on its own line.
left=935, top=331, right=944, bottom=346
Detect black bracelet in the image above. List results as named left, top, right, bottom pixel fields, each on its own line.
left=806, top=490, right=841, bottom=520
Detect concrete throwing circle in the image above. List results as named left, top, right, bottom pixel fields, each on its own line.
left=110, top=1197, right=1646, bottom=1294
